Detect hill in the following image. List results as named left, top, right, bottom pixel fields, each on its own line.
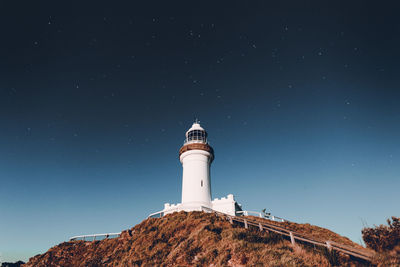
left=24, top=211, right=370, bottom=266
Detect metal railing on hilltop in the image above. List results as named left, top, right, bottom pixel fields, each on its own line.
left=69, top=232, right=121, bottom=242
left=236, top=210, right=286, bottom=222
left=148, top=211, right=165, bottom=218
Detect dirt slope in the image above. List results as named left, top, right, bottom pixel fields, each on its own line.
left=24, top=211, right=367, bottom=266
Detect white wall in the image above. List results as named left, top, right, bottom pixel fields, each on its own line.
left=212, top=194, right=237, bottom=216
left=180, top=150, right=212, bottom=208
left=161, top=194, right=240, bottom=217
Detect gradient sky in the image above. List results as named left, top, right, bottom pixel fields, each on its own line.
left=1, top=1, right=399, bottom=262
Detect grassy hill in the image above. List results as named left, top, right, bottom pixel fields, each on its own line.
left=24, top=211, right=371, bottom=266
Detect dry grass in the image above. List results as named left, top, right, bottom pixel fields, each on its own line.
left=248, top=216, right=365, bottom=249
left=24, top=212, right=369, bottom=266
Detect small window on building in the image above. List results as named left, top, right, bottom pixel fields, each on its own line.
left=201, top=180, right=203, bottom=187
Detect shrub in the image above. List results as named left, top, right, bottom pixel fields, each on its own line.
left=362, top=216, right=400, bottom=252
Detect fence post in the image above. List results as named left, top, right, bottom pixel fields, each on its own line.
left=258, top=222, right=263, bottom=231
left=290, top=232, right=295, bottom=246
left=326, top=241, right=332, bottom=251
left=229, top=216, right=233, bottom=224
left=244, top=219, right=248, bottom=229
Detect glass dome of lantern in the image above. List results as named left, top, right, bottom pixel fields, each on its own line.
left=184, top=120, right=208, bottom=144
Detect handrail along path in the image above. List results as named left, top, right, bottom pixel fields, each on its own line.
left=69, top=232, right=121, bottom=242
left=201, top=207, right=374, bottom=262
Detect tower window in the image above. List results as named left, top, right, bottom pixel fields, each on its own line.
left=188, top=130, right=207, bottom=142
left=201, top=180, right=203, bottom=187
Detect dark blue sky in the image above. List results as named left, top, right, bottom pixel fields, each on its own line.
left=1, top=1, right=399, bottom=262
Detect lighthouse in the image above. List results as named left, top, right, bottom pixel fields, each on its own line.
left=150, top=121, right=242, bottom=217
left=179, top=121, right=214, bottom=209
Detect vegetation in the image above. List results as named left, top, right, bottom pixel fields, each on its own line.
left=362, top=216, right=400, bottom=266
left=25, top=212, right=369, bottom=266
left=1, top=261, right=25, bottom=267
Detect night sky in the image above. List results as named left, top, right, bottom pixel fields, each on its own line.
left=1, top=1, right=400, bottom=262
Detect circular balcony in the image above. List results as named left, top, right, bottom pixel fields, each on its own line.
left=179, top=143, right=214, bottom=158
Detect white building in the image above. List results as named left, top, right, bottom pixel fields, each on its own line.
left=150, top=121, right=242, bottom=217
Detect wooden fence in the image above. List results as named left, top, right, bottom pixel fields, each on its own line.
left=202, top=208, right=374, bottom=262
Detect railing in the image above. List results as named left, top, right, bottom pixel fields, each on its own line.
left=148, top=211, right=165, bottom=218
left=236, top=210, right=286, bottom=222
left=69, top=232, right=121, bottom=242
left=183, top=139, right=208, bottom=145
left=201, top=207, right=374, bottom=262
left=149, top=207, right=286, bottom=222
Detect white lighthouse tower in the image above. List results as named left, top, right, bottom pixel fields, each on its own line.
left=151, top=121, right=242, bottom=217
left=179, top=121, right=213, bottom=210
